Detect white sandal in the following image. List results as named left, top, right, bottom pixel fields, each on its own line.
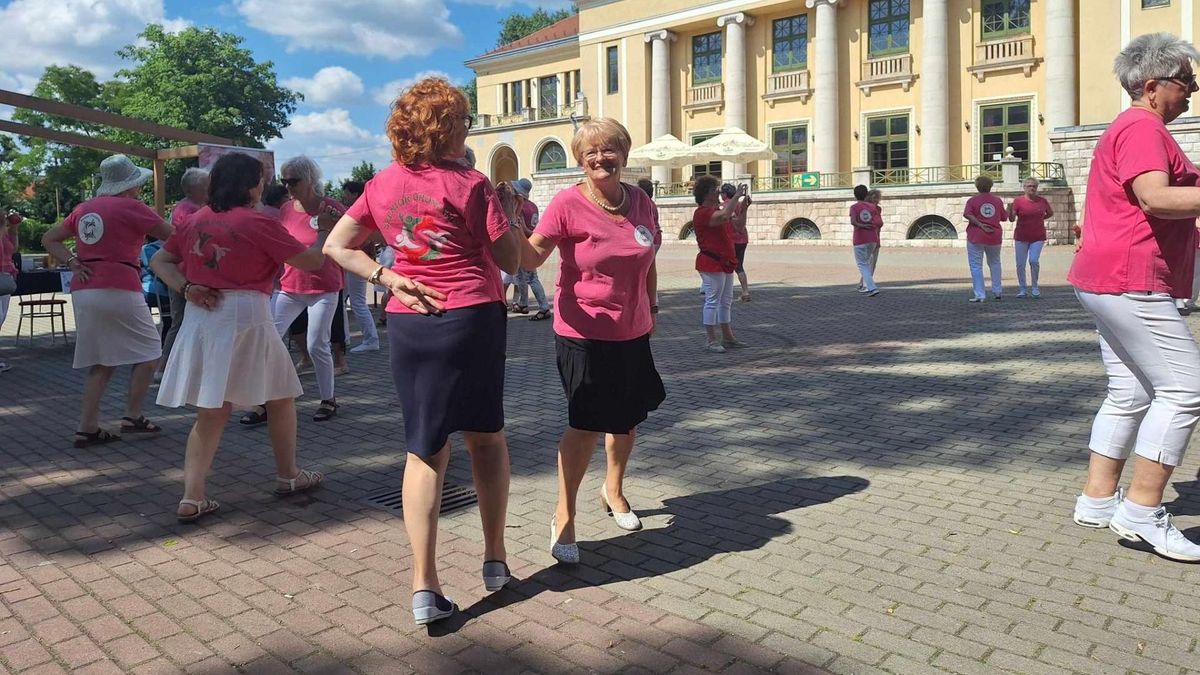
left=275, top=468, right=324, bottom=495
left=176, top=498, right=220, bottom=523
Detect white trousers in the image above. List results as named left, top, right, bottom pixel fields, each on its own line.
left=343, top=271, right=378, bottom=344
left=1014, top=240, right=1044, bottom=292
left=967, top=242, right=1002, bottom=299
left=273, top=291, right=339, bottom=401
left=699, top=271, right=734, bottom=326
left=854, top=243, right=879, bottom=292
left=1076, top=290, right=1200, bottom=467
left=0, top=295, right=8, bottom=332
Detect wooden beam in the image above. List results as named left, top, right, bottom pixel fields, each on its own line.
left=156, top=145, right=201, bottom=160
left=153, top=159, right=167, bottom=217
left=0, top=89, right=235, bottom=146
left=0, top=119, right=157, bottom=158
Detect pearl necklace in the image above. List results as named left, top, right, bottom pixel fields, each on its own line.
left=586, top=182, right=626, bottom=214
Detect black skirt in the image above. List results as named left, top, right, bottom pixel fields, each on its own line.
left=388, top=302, right=506, bottom=458
left=555, top=333, right=665, bottom=434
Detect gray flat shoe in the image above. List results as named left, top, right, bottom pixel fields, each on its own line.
left=412, top=590, right=456, bottom=625
left=482, top=560, right=511, bottom=592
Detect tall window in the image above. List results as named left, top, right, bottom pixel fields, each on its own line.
left=867, top=115, right=909, bottom=171
left=691, top=133, right=721, bottom=179
left=981, top=0, right=1031, bottom=40
left=606, top=46, right=619, bottom=94
left=571, top=69, right=582, bottom=101
left=980, top=102, right=1031, bottom=160
left=772, top=15, right=808, bottom=72
left=1142, top=0, right=1170, bottom=7
left=539, top=75, right=559, bottom=118
left=537, top=141, right=568, bottom=171
left=868, top=0, right=910, bottom=56
left=771, top=125, right=808, bottom=178
left=510, top=81, right=524, bottom=114
left=692, top=32, right=722, bottom=85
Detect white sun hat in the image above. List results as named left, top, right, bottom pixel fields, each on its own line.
left=95, top=154, right=153, bottom=197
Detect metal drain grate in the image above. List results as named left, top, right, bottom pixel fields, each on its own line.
left=363, top=484, right=478, bottom=515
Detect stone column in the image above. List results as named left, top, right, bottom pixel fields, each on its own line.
left=1045, top=0, right=1077, bottom=144
left=530, top=77, right=539, bottom=121
left=555, top=74, right=566, bottom=117
left=806, top=0, right=840, bottom=175
left=718, top=12, right=754, bottom=177
left=644, top=29, right=677, bottom=186
left=920, top=0, right=949, bottom=167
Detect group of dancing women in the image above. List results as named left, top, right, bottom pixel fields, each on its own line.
left=24, top=32, right=1200, bottom=629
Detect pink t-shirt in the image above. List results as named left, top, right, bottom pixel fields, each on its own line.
left=726, top=198, right=749, bottom=245
left=963, top=193, right=1007, bottom=246
left=1011, top=195, right=1050, bottom=243
left=535, top=184, right=657, bottom=341
left=1069, top=108, right=1200, bottom=297
left=63, top=196, right=163, bottom=292
left=164, top=206, right=306, bottom=295
left=0, top=228, right=16, bottom=275
left=850, top=201, right=880, bottom=246
left=521, top=200, right=540, bottom=229
left=278, top=197, right=346, bottom=295
left=347, top=162, right=509, bottom=313
left=171, top=199, right=203, bottom=228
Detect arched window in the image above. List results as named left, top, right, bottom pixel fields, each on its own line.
left=907, top=216, right=958, bottom=240
left=680, top=222, right=695, bottom=240
left=536, top=141, right=568, bottom=171
left=781, top=218, right=821, bottom=240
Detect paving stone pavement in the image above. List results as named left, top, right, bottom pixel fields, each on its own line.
left=1, top=245, right=1199, bottom=674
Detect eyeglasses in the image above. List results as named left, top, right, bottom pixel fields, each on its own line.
left=1161, top=72, right=1198, bottom=89
left=462, top=114, right=475, bottom=130
left=280, top=177, right=302, bottom=187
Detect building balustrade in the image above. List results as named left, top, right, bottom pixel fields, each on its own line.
left=967, top=34, right=1041, bottom=81
left=763, top=70, right=812, bottom=106
left=472, top=96, right=588, bottom=132
left=855, top=53, right=915, bottom=95
left=683, top=81, right=724, bottom=116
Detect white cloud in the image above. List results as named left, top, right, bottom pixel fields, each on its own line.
left=371, top=70, right=456, bottom=106
left=449, top=0, right=573, bottom=7
left=0, top=0, right=188, bottom=82
left=283, top=109, right=375, bottom=140
left=233, top=0, right=462, bottom=59
left=284, top=67, right=365, bottom=106
left=268, top=108, right=391, bottom=181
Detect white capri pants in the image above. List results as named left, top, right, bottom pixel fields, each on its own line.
left=1014, top=240, right=1044, bottom=291
left=967, top=242, right=1002, bottom=299
left=699, top=271, right=734, bottom=326
left=273, top=291, right=339, bottom=401
left=1076, top=290, right=1200, bottom=467
left=344, top=271, right=378, bottom=344
left=854, top=243, right=879, bottom=292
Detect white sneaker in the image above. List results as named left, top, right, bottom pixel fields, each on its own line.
left=968, top=297, right=984, bottom=303
left=705, top=341, right=726, bottom=353
left=350, top=340, right=380, bottom=353
left=1073, top=488, right=1122, bottom=528
left=1031, top=288, right=1041, bottom=299
left=1109, top=505, right=1200, bottom=562
left=1016, top=290, right=1027, bottom=298
left=0, top=362, right=10, bottom=373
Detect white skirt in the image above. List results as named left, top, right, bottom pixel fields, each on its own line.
left=157, top=290, right=302, bottom=409
left=71, top=289, right=162, bottom=369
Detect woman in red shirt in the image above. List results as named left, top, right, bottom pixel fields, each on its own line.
left=1007, top=177, right=1053, bottom=298
left=324, top=77, right=519, bottom=624
left=694, top=176, right=746, bottom=352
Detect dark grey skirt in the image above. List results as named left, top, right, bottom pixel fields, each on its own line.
left=555, top=333, right=665, bottom=434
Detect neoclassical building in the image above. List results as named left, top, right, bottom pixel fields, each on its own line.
left=466, top=0, right=1200, bottom=245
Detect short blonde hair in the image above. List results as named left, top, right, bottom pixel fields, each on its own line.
left=975, top=175, right=994, bottom=193
left=1022, top=177, right=1040, bottom=188
left=570, top=118, right=632, bottom=167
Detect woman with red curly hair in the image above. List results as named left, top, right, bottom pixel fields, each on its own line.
left=324, top=77, right=520, bottom=625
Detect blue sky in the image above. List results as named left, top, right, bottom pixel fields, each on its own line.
left=0, top=0, right=574, bottom=179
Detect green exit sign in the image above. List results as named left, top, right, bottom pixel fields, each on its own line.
left=791, top=172, right=821, bottom=189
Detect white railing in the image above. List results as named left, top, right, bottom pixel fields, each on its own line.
left=976, top=34, right=1034, bottom=65
left=686, top=82, right=724, bottom=107
left=767, top=70, right=810, bottom=96
left=864, top=53, right=912, bottom=80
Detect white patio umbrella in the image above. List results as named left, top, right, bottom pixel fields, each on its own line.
left=690, top=127, right=777, bottom=163
left=626, top=134, right=698, bottom=169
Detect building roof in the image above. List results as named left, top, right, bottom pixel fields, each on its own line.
left=479, top=14, right=579, bottom=58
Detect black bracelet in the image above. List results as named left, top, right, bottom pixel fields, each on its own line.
left=650, top=305, right=659, bottom=314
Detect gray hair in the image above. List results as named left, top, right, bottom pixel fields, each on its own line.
left=181, top=167, right=209, bottom=193
left=1115, top=33, right=1200, bottom=99
left=280, top=155, right=324, bottom=196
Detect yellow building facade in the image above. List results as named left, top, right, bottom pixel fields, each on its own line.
left=466, top=0, right=1199, bottom=244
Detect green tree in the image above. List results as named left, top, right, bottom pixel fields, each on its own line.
left=349, top=161, right=376, bottom=182
left=497, top=6, right=577, bottom=47
left=463, top=77, right=478, bottom=115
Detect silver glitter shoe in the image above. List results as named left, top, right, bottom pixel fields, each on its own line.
left=599, top=486, right=642, bottom=531
left=550, top=517, right=579, bottom=564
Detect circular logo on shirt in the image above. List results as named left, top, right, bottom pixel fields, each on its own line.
left=858, top=209, right=874, bottom=223
left=309, top=215, right=320, bottom=230
left=634, top=225, right=654, bottom=248
left=78, top=213, right=105, bottom=245
left=979, top=203, right=997, bottom=219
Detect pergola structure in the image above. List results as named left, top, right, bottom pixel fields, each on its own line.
left=0, top=89, right=236, bottom=216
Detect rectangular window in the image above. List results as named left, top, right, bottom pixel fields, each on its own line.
left=502, top=85, right=509, bottom=115
left=1142, top=0, right=1170, bottom=7
left=606, top=46, right=619, bottom=94
left=692, top=32, right=723, bottom=85
left=572, top=69, right=582, bottom=101
left=539, top=75, right=559, bottom=118
left=866, top=114, right=909, bottom=171
left=981, top=0, right=1031, bottom=40
left=771, top=125, right=808, bottom=178
left=772, top=15, right=808, bottom=72
left=691, top=133, right=722, bottom=179
left=511, top=81, right=523, bottom=114
left=868, top=0, right=910, bottom=56
left=980, top=102, right=1031, bottom=160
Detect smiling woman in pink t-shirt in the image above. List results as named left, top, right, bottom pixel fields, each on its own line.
left=1007, top=177, right=1053, bottom=298
left=1066, top=33, right=1200, bottom=562
left=149, top=152, right=331, bottom=523
left=513, top=118, right=666, bottom=566
left=42, top=155, right=173, bottom=449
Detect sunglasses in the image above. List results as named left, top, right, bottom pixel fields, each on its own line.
left=463, top=114, right=475, bottom=130
left=1162, top=72, right=1198, bottom=88
left=280, top=177, right=302, bottom=187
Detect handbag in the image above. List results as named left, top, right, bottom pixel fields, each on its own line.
left=0, top=272, right=15, bottom=296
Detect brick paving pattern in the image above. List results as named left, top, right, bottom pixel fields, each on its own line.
left=1, top=246, right=1198, bottom=674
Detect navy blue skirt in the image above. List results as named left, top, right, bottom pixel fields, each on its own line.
left=387, top=302, right=506, bottom=458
